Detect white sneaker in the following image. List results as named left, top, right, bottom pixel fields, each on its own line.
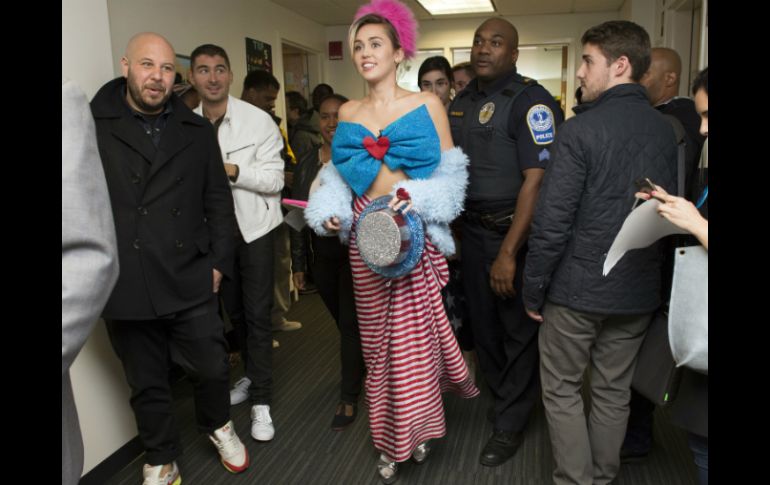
left=274, top=319, right=302, bottom=332
left=272, top=339, right=280, bottom=348
left=208, top=420, right=249, bottom=473
left=229, top=377, right=251, bottom=406
left=251, top=404, right=275, bottom=441
left=142, top=461, right=181, bottom=485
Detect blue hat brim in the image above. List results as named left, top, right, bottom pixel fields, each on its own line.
left=357, top=195, right=424, bottom=278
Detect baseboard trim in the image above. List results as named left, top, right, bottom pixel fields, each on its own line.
left=79, top=436, right=142, bottom=485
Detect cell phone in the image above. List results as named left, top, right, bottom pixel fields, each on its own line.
left=635, top=177, right=657, bottom=194
left=634, top=177, right=666, bottom=202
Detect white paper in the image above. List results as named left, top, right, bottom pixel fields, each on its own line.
left=603, top=199, right=688, bottom=276
left=283, top=208, right=306, bottom=232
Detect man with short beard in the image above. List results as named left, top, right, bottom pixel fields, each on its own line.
left=90, top=32, right=249, bottom=485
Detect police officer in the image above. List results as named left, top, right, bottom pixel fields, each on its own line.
left=449, top=17, right=564, bottom=467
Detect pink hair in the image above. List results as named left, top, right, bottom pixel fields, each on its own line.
left=354, top=0, right=418, bottom=59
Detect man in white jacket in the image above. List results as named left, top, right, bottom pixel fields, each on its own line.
left=190, top=44, right=284, bottom=442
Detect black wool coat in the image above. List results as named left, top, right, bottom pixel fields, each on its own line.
left=91, top=77, right=235, bottom=319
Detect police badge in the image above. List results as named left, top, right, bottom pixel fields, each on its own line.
left=478, top=102, right=495, bottom=124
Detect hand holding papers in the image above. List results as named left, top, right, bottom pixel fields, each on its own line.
left=603, top=199, right=688, bottom=276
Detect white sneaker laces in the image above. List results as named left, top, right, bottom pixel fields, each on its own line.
left=211, top=429, right=242, bottom=460
left=219, top=435, right=240, bottom=458
left=254, top=408, right=270, bottom=424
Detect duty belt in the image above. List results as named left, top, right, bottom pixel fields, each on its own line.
left=462, top=207, right=515, bottom=234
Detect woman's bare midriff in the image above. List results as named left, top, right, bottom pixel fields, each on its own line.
left=365, top=164, right=408, bottom=199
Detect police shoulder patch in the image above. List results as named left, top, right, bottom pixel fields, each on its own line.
left=526, top=104, right=555, bottom=145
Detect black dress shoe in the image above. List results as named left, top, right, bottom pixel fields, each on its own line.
left=479, top=430, right=523, bottom=466
left=620, top=424, right=652, bottom=464
left=620, top=447, right=650, bottom=464
left=331, top=402, right=357, bottom=431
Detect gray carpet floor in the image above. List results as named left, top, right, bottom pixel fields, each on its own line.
left=106, top=292, right=697, bottom=485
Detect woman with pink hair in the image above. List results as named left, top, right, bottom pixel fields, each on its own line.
left=305, top=1, right=479, bottom=482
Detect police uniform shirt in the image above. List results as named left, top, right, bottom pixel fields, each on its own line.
left=450, top=68, right=564, bottom=202
left=486, top=69, right=562, bottom=172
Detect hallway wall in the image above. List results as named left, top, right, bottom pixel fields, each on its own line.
left=63, top=0, right=138, bottom=476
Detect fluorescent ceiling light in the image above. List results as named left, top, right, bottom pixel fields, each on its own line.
left=416, top=0, right=495, bottom=16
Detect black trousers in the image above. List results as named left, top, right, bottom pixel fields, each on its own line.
left=461, top=220, right=540, bottom=433
left=220, top=227, right=276, bottom=405
left=311, top=233, right=365, bottom=402
left=105, top=297, right=230, bottom=466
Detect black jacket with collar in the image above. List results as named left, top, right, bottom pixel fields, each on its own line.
left=523, top=83, right=677, bottom=315
left=91, top=77, right=235, bottom=319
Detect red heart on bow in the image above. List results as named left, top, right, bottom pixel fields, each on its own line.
left=363, top=135, right=390, bottom=160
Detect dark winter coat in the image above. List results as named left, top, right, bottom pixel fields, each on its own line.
left=523, top=83, right=677, bottom=314
left=91, top=77, right=235, bottom=319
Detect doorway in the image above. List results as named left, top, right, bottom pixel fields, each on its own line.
left=281, top=42, right=319, bottom=103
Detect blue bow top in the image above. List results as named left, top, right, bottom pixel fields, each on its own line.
left=331, top=104, right=441, bottom=196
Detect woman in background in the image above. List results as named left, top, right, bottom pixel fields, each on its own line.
left=290, top=94, right=365, bottom=432
left=637, top=67, right=708, bottom=485
left=418, top=56, right=454, bottom=109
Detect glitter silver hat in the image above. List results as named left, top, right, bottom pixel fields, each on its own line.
left=356, top=195, right=424, bottom=278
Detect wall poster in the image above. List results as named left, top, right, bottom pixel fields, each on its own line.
left=246, top=37, right=273, bottom=73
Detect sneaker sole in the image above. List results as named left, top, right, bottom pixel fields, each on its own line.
left=251, top=433, right=275, bottom=442
left=221, top=453, right=250, bottom=474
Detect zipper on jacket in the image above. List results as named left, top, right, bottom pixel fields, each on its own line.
left=226, top=143, right=255, bottom=158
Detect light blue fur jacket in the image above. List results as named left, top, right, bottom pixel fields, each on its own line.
left=305, top=147, right=469, bottom=256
